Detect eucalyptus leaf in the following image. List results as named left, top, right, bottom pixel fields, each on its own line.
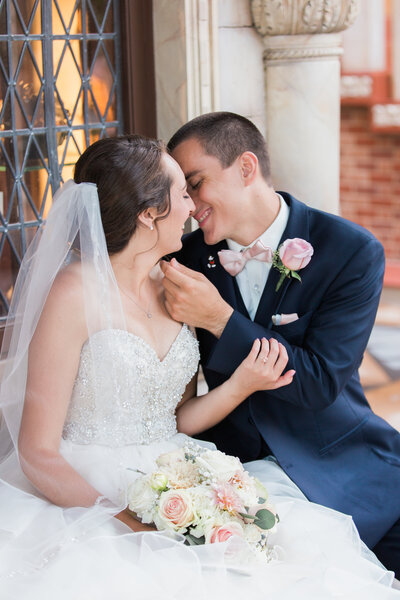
left=254, top=509, right=276, bottom=530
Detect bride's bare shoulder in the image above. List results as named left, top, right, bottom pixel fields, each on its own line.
left=43, top=261, right=87, bottom=323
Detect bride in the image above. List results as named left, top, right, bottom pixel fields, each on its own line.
left=0, top=135, right=398, bottom=599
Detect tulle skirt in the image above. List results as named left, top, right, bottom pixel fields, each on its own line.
left=0, top=433, right=398, bottom=600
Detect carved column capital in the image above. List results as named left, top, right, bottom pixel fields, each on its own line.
left=251, top=0, right=360, bottom=37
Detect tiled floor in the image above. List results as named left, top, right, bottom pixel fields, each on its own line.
left=360, top=287, right=400, bottom=431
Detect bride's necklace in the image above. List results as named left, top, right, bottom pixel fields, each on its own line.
left=117, top=284, right=153, bottom=319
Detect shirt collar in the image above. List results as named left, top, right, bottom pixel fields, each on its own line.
left=227, top=193, right=289, bottom=253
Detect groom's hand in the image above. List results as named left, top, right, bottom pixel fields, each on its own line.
left=160, top=258, right=233, bottom=338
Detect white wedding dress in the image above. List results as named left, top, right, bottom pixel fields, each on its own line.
left=0, top=324, right=398, bottom=599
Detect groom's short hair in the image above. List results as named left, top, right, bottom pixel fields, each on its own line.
left=167, top=112, right=271, bottom=183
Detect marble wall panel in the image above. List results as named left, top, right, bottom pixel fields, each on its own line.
left=153, top=0, right=188, bottom=141
left=218, top=0, right=253, bottom=27
left=218, top=26, right=265, bottom=132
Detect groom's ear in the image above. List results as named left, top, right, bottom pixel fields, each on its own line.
left=239, top=152, right=258, bottom=187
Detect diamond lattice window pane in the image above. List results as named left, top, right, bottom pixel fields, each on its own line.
left=88, top=43, right=115, bottom=121
left=14, top=0, right=41, bottom=34
left=0, top=234, right=20, bottom=316
left=87, top=0, right=113, bottom=33
left=54, top=40, right=82, bottom=126
left=0, top=141, right=16, bottom=220
left=0, top=1, right=7, bottom=36
left=10, top=1, right=24, bottom=34
left=53, top=0, right=81, bottom=34
left=0, top=89, right=11, bottom=132
left=59, top=129, right=84, bottom=182
left=0, top=40, right=9, bottom=81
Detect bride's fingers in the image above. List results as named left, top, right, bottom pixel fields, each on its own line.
left=248, top=338, right=261, bottom=363
left=255, top=337, right=269, bottom=364
left=266, top=338, right=279, bottom=365
left=270, top=369, right=296, bottom=389
left=272, top=343, right=289, bottom=375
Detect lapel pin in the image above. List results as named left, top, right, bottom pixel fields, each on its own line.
left=207, top=255, right=216, bottom=269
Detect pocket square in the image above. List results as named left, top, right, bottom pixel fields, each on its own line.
left=272, top=313, right=299, bottom=326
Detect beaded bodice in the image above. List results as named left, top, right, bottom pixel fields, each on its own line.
left=62, top=325, right=199, bottom=446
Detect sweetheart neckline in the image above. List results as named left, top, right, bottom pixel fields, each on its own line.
left=82, top=324, right=188, bottom=364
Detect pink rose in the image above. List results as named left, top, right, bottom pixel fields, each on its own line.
left=158, top=489, right=194, bottom=528
left=207, top=522, right=244, bottom=544
left=279, top=238, right=314, bottom=271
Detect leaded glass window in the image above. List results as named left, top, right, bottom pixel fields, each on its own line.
left=0, top=0, right=122, bottom=331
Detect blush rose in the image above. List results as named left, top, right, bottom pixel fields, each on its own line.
left=279, top=238, right=314, bottom=271
left=158, top=489, right=194, bottom=529
left=207, top=522, right=244, bottom=544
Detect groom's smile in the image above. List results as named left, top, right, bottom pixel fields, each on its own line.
left=171, top=138, right=246, bottom=246
left=194, top=207, right=212, bottom=227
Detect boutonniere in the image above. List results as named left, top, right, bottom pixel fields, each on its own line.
left=272, top=238, right=314, bottom=292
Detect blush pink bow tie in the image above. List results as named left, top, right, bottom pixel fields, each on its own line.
left=217, top=241, right=273, bottom=276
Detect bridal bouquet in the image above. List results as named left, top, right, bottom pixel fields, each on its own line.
left=128, top=443, right=279, bottom=562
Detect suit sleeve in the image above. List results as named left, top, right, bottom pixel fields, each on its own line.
left=206, top=238, right=385, bottom=410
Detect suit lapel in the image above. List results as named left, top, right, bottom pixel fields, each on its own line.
left=254, top=193, right=311, bottom=326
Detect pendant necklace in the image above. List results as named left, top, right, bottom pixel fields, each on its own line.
left=118, top=284, right=153, bottom=319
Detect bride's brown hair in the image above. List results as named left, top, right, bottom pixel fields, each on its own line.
left=74, top=135, right=171, bottom=254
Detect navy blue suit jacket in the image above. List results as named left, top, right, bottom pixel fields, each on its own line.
left=176, top=192, right=400, bottom=548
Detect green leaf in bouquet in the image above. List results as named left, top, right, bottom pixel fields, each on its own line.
left=253, top=508, right=277, bottom=530
left=258, top=497, right=266, bottom=504
left=185, top=533, right=205, bottom=546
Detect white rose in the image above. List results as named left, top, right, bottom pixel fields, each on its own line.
left=150, top=471, right=169, bottom=491
left=156, top=448, right=186, bottom=468
left=127, top=476, right=158, bottom=523
left=196, top=450, right=243, bottom=481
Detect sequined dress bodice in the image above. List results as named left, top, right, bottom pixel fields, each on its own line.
left=62, top=325, right=199, bottom=446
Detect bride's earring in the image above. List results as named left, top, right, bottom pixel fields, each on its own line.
left=149, top=223, right=154, bottom=231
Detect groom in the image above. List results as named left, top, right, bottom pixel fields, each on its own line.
left=162, top=112, right=400, bottom=575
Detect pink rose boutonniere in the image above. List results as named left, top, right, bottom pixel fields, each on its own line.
left=273, top=238, right=314, bottom=291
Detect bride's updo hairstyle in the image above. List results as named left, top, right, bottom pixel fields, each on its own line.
left=74, top=135, right=171, bottom=254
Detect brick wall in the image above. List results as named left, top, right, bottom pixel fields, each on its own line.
left=340, top=105, right=400, bottom=263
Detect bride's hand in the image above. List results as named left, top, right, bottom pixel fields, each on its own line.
left=231, top=338, right=295, bottom=396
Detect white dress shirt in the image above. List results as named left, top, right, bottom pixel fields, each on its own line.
left=226, top=194, right=290, bottom=320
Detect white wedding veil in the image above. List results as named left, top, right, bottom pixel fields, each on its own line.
left=0, top=179, right=126, bottom=479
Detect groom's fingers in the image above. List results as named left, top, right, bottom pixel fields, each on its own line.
left=162, top=275, right=180, bottom=295
left=160, top=258, right=233, bottom=333
left=161, top=258, right=203, bottom=286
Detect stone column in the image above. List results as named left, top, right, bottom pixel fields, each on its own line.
left=251, top=0, right=360, bottom=213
